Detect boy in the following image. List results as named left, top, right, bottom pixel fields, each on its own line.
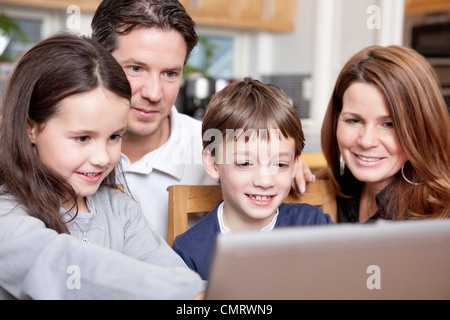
left=172, top=78, right=333, bottom=280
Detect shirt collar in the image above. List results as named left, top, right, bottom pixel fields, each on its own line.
left=217, top=201, right=279, bottom=234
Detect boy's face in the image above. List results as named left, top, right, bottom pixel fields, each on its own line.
left=203, top=132, right=299, bottom=231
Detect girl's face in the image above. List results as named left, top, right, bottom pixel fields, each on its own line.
left=28, top=87, right=129, bottom=211
left=336, top=82, right=407, bottom=192
left=203, top=132, right=299, bottom=231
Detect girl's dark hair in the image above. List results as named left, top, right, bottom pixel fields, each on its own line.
left=91, top=0, right=198, bottom=64
left=0, top=33, right=131, bottom=233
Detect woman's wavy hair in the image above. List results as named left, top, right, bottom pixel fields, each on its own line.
left=0, top=33, right=131, bottom=233
left=320, top=45, right=450, bottom=219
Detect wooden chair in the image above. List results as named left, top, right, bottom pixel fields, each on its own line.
left=167, top=179, right=337, bottom=246
left=299, top=152, right=327, bottom=171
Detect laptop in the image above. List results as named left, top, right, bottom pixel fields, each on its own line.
left=205, top=219, right=450, bottom=300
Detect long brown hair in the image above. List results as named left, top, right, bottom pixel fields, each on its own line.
left=320, top=45, right=450, bottom=219
left=91, top=0, right=198, bottom=64
left=0, top=33, right=131, bottom=233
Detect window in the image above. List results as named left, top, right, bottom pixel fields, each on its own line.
left=0, top=7, right=53, bottom=103
left=186, top=34, right=234, bottom=79
left=1, top=17, right=42, bottom=63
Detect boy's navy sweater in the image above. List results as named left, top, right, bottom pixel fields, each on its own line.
left=172, top=202, right=334, bottom=280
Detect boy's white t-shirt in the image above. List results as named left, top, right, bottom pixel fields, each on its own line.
left=217, top=201, right=279, bottom=234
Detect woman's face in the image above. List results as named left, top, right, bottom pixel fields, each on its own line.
left=336, top=82, right=407, bottom=191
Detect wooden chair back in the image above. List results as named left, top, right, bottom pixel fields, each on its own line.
left=167, top=180, right=337, bottom=246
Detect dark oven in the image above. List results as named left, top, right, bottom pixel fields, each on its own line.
left=411, top=20, right=450, bottom=112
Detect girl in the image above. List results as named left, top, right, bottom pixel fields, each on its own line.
left=0, top=33, right=203, bottom=299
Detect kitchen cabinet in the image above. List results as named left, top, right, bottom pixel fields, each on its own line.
left=405, top=0, right=450, bottom=14
left=0, top=0, right=296, bottom=31
left=179, top=0, right=296, bottom=32
left=0, top=0, right=101, bottom=12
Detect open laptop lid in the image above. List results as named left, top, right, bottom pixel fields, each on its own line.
left=205, top=219, right=450, bottom=300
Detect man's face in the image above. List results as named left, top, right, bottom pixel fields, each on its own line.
left=111, top=26, right=187, bottom=138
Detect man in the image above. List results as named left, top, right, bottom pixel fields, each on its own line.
left=92, top=0, right=215, bottom=240
left=91, top=0, right=313, bottom=240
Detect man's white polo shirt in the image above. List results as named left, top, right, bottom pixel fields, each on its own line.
left=120, top=106, right=217, bottom=240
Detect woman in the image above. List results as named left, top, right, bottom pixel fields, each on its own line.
left=319, top=45, right=450, bottom=222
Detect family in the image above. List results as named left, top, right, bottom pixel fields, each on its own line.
left=0, top=0, right=448, bottom=299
